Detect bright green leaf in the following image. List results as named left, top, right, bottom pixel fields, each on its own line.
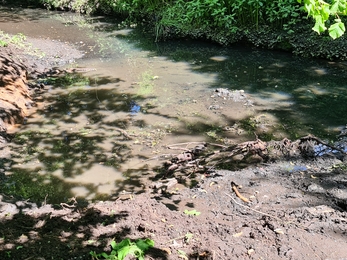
left=114, top=238, right=131, bottom=251
left=117, top=246, right=129, bottom=260
left=110, top=240, right=117, bottom=249
left=329, top=21, right=346, bottom=39
left=321, top=5, right=330, bottom=20
left=312, top=15, right=327, bottom=33
left=184, top=209, right=201, bottom=216
left=136, top=239, right=155, bottom=251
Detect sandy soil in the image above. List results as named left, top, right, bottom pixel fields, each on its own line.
left=1, top=36, right=347, bottom=260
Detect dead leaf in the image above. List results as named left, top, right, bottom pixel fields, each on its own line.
left=232, top=231, right=243, bottom=237
left=161, top=247, right=171, bottom=255
left=274, top=228, right=284, bottom=234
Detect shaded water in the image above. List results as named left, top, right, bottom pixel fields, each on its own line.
left=1, top=7, right=347, bottom=203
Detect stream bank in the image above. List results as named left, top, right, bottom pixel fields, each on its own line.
left=1, top=7, right=347, bottom=260
left=0, top=37, right=83, bottom=147
left=1, top=34, right=347, bottom=260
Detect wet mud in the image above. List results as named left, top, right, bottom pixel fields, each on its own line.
left=1, top=9, right=347, bottom=260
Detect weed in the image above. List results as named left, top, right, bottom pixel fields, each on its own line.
left=184, top=209, right=201, bottom=216
left=136, top=71, right=156, bottom=96
left=184, top=233, right=193, bottom=243
left=177, top=249, right=187, bottom=259
left=90, top=238, right=154, bottom=260
left=0, top=39, right=8, bottom=47
left=0, top=31, right=45, bottom=57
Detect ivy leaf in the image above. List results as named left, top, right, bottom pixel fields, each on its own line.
left=329, top=20, right=346, bottom=39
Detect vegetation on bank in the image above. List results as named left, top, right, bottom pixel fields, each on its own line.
left=3, top=0, right=347, bottom=60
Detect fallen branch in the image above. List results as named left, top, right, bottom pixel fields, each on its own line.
left=300, top=135, right=346, bottom=156
left=161, top=134, right=347, bottom=174
left=114, top=127, right=133, bottom=140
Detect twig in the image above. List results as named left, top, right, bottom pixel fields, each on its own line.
left=231, top=183, right=249, bottom=203
left=166, top=142, right=206, bottom=149
left=142, top=153, right=177, bottom=162
left=164, top=235, right=186, bottom=244
left=60, top=197, right=77, bottom=209
left=166, top=142, right=227, bottom=149
left=42, top=194, right=48, bottom=206
left=114, top=127, right=132, bottom=140
left=224, top=192, right=283, bottom=222
left=301, top=135, right=346, bottom=155
left=166, top=147, right=192, bottom=152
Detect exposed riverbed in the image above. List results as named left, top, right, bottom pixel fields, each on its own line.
left=1, top=6, right=347, bottom=260
left=1, top=6, right=347, bottom=203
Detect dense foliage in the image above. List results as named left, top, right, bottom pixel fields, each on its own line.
left=299, top=0, right=347, bottom=39
left=3, top=0, right=347, bottom=60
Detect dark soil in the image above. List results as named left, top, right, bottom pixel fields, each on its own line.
left=1, top=37, right=347, bottom=260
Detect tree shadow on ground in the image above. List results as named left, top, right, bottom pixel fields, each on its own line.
left=0, top=195, right=168, bottom=259
left=1, top=70, right=178, bottom=205
left=119, top=29, right=347, bottom=140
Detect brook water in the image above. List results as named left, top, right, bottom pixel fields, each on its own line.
left=1, top=7, right=347, bottom=203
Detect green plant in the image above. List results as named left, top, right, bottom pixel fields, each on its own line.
left=137, top=71, right=156, bottom=96
left=90, top=238, right=154, bottom=260
left=184, top=209, right=201, bottom=216
left=0, top=31, right=44, bottom=56
left=0, top=39, right=8, bottom=47
left=298, top=0, right=347, bottom=39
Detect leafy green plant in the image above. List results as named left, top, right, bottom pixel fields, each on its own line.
left=90, top=238, right=154, bottom=260
left=0, top=31, right=44, bottom=56
left=298, top=0, right=347, bottom=39
left=0, top=39, right=8, bottom=47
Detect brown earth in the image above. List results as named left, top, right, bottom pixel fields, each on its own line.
left=1, top=38, right=347, bottom=260
left=0, top=48, right=31, bottom=143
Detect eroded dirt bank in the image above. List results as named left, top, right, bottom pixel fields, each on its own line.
left=0, top=38, right=83, bottom=145
left=0, top=48, right=31, bottom=144
left=1, top=37, right=347, bottom=260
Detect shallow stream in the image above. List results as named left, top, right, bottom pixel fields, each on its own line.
left=1, top=7, right=347, bottom=203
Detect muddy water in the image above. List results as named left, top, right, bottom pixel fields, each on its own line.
left=1, top=7, right=347, bottom=203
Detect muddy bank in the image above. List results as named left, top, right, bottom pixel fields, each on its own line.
left=1, top=28, right=347, bottom=260
left=0, top=48, right=30, bottom=143
left=0, top=37, right=84, bottom=144
left=1, top=155, right=347, bottom=259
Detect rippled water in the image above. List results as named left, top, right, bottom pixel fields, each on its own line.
left=1, top=7, right=347, bottom=203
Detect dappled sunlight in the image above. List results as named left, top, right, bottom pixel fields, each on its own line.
left=256, top=90, right=293, bottom=104
left=209, top=55, right=228, bottom=62
left=2, top=8, right=347, bottom=206
left=312, top=67, right=328, bottom=76
left=295, top=84, right=329, bottom=99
